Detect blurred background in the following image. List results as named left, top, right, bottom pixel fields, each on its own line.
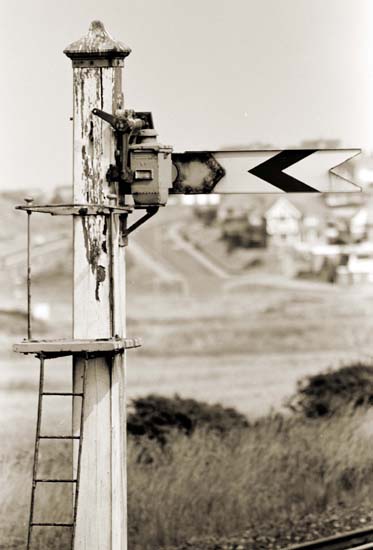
left=3, top=174, right=373, bottom=419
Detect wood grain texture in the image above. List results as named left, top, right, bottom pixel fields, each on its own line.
left=74, top=357, right=112, bottom=549
left=69, top=47, right=128, bottom=549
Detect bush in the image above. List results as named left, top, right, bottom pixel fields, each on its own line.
left=286, top=363, right=373, bottom=418
left=127, top=394, right=249, bottom=446
left=128, top=412, right=373, bottom=549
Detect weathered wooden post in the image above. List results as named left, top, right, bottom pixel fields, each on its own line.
left=64, top=21, right=130, bottom=549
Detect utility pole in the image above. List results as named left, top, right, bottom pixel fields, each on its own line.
left=64, top=21, right=130, bottom=549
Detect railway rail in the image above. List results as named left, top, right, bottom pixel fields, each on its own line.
left=282, top=525, right=373, bottom=550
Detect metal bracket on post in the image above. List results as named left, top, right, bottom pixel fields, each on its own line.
left=24, top=196, right=34, bottom=340
left=92, top=108, right=147, bottom=191
left=120, top=206, right=159, bottom=247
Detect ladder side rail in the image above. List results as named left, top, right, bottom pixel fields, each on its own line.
left=27, top=353, right=45, bottom=549
left=72, top=355, right=88, bottom=548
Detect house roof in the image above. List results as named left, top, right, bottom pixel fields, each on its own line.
left=265, top=197, right=302, bottom=219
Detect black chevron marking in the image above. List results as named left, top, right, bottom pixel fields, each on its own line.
left=249, top=150, right=318, bottom=192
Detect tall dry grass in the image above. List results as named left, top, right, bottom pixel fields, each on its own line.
left=3, top=410, right=373, bottom=549
left=1, top=439, right=72, bottom=549
left=128, top=410, right=373, bottom=549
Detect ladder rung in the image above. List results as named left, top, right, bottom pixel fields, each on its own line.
left=42, top=392, right=84, bottom=397
left=39, top=435, right=80, bottom=440
left=30, top=522, right=74, bottom=527
left=35, top=479, right=77, bottom=483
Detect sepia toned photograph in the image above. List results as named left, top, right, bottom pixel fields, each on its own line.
left=2, top=1, right=373, bottom=549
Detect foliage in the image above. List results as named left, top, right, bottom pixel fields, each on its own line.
left=128, top=411, right=373, bottom=549
left=194, top=207, right=217, bottom=226
left=5, top=398, right=373, bottom=549
left=286, top=363, right=373, bottom=418
left=127, top=394, right=249, bottom=446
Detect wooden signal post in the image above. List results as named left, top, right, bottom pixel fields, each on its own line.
left=64, top=21, right=130, bottom=549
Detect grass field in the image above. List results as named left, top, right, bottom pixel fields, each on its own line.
left=2, top=276, right=373, bottom=548
left=128, top=411, right=373, bottom=549
left=4, top=404, right=373, bottom=549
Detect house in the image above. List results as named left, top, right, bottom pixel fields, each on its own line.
left=264, top=198, right=302, bottom=244
left=217, top=194, right=328, bottom=247
left=325, top=201, right=372, bottom=245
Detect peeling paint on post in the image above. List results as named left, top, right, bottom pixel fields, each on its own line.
left=65, top=21, right=130, bottom=550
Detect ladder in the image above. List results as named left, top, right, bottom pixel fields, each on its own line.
left=27, top=353, right=87, bottom=549
left=13, top=201, right=141, bottom=548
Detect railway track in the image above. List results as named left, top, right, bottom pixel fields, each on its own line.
left=282, top=525, right=373, bottom=550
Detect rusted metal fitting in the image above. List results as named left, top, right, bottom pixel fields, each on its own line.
left=92, top=108, right=146, bottom=134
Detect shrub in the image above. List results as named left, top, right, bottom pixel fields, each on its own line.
left=286, top=363, right=373, bottom=418
left=128, top=412, right=373, bottom=549
left=127, top=394, right=249, bottom=446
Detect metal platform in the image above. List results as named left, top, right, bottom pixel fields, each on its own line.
left=13, top=337, right=141, bottom=356
left=15, top=203, right=132, bottom=216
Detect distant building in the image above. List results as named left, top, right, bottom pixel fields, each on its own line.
left=350, top=208, right=368, bottom=242
left=216, top=195, right=329, bottom=248
left=337, top=243, right=373, bottom=284
left=264, top=198, right=302, bottom=244
left=302, top=215, right=321, bottom=243
left=196, top=178, right=373, bottom=250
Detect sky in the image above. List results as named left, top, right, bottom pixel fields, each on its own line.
left=1, top=0, right=373, bottom=191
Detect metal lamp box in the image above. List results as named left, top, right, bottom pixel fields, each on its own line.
left=130, top=142, right=173, bottom=207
